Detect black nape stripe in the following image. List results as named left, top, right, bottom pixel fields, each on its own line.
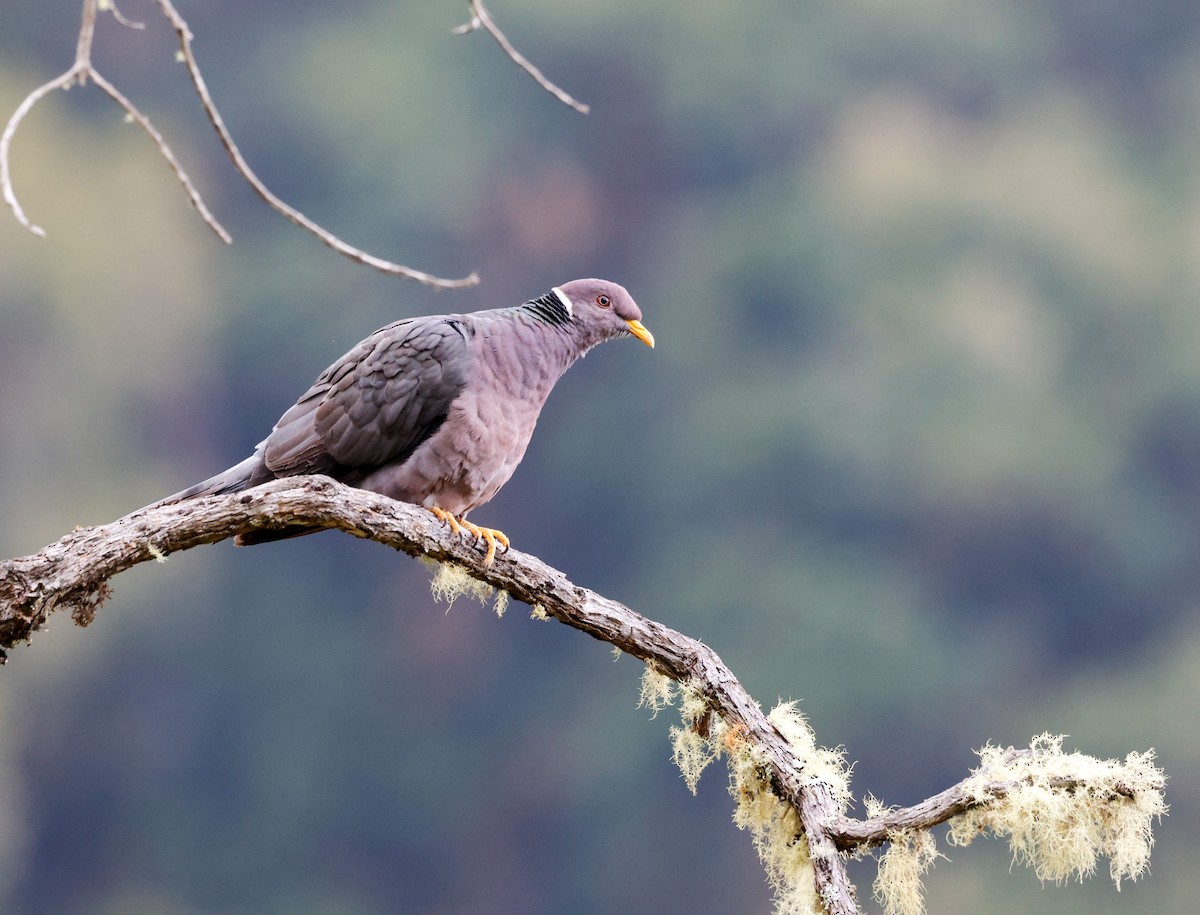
left=522, top=290, right=572, bottom=327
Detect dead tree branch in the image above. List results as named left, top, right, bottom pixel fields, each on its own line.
left=2, top=0, right=478, bottom=289
left=1, top=0, right=226, bottom=241
left=153, top=0, right=476, bottom=288
left=0, top=476, right=1166, bottom=914
left=828, top=746, right=1159, bottom=850
left=454, top=0, right=590, bottom=114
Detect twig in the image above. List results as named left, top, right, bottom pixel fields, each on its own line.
left=91, top=69, right=231, bottom=242
left=1, top=67, right=77, bottom=237
left=1, top=0, right=230, bottom=242
left=154, top=0, right=479, bottom=289
left=101, top=0, right=146, bottom=31
left=454, top=0, right=590, bottom=114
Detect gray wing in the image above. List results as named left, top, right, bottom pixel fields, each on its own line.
left=261, top=317, right=472, bottom=478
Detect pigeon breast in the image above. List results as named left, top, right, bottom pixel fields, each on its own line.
left=356, top=307, right=581, bottom=514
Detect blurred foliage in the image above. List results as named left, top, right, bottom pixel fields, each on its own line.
left=2, top=0, right=1199, bottom=912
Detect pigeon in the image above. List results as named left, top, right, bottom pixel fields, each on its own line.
left=160, top=278, right=654, bottom=562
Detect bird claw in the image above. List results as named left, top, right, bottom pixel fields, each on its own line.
left=465, top=522, right=509, bottom=566
left=431, top=506, right=463, bottom=535
left=431, top=508, right=510, bottom=565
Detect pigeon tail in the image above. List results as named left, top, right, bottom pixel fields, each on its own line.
left=155, top=454, right=263, bottom=507
left=151, top=454, right=320, bottom=545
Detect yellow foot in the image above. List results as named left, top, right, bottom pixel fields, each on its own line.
left=431, top=507, right=463, bottom=535
left=430, top=508, right=510, bottom=565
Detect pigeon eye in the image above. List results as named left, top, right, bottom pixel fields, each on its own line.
left=596, top=295, right=611, bottom=308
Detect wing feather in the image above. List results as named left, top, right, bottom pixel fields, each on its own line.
left=262, top=317, right=472, bottom=477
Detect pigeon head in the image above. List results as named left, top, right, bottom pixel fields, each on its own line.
left=552, top=278, right=655, bottom=349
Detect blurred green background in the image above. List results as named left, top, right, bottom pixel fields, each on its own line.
left=2, top=1, right=1198, bottom=912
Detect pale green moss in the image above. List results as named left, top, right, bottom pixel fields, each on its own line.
left=670, top=722, right=718, bottom=795
left=426, top=560, right=509, bottom=617
left=745, top=701, right=851, bottom=915
left=637, top=666, right=675, bottom=719
left=668, top=684, right=719, bottom=793
left=768, top=701, right=850, bottom=809
left=863, top=792, right=888, bottom=820
left=727, top=728, right=823, bottom=915
left=654, top=685, right=846, bottom=915
left=873, top=829, right=940, bottom=915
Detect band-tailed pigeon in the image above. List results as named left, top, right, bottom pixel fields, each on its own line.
left=160, top=278, right=653, bottom=562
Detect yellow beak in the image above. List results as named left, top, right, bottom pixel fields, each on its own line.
left=625, top=319, right=655, bottom=348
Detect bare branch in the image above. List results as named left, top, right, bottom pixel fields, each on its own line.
left=4, top=1, right=477, bottom=287
left=1, top=64, right=81, bottom=237
left=2, top=0, right=96, bottom=235
left=454, top=0, right=591, bottom=115
left=75, top=0, right=99, bottom=66
left=1, top=0, right=229, bottom=242
left=154, top=0, right=479, bottom=289
left=90, top=69, right=231, bottom=242
left=100, top=0, right=146, bottom=31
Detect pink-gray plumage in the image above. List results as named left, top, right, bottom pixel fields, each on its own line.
left=160, top=279, right=654, bottom=561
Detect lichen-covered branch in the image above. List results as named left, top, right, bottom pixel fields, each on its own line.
left=0, top=477, right=1166, bottom=915
left=828, top=743, right=1162, bottom=851
left=0, top=475, right=861, bottom=912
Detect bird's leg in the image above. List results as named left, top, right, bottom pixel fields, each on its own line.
left=430, top=508, right=509, bottom=565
